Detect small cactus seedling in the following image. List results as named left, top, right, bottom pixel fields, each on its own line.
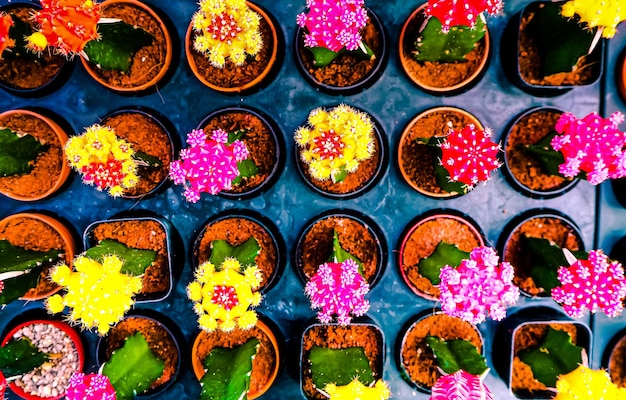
left=0, top=127, right=48, bottom=178
left=296, top=0, right=373, bottom=67
left=324, top=378, right=391, bottom=400
left=430, top=370, right=494, bottom=400
left=418, top=241, right=470, bottom=285
left=426, top=336, right=488, bottom=376
left=66, top=372, right=115, bottom=400
left=309, top=346, right=375, bottom=393
left=0, top=13, right=15, bottom=59
left=0, top=337, right=50, bottom=380
left=84, top=239, right=157, bottom=276
left=295, top=104, right=375, bottom=183
left=554, top=365, right=626, bottom=399
left=192, top=0, right=263, bottom=68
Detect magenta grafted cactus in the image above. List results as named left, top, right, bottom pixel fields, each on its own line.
left=439, top=246, right=520, bottom=324
left=430, top=370, right=494, bottom=400
left=66, top=372, right=115, bottom=400
left=552, top=250, right=626, bottom=318
left=426, top=0, right=503, bottom=32
left=305, top=259, right=370, bottom=326
left=169, top=128, right=250, bottom=202
left=550, top=111, right=626, bottom=185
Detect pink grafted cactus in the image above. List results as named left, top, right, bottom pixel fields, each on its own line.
left=439, top=246, right=520, bottom=325
left=439, top=124, right=501, bottom=190
left=550, top=111, right=626, bottom=185
left=169, top=128, right=250, bottom=203
left=66, top=372, right=115, bottom=400
left=430, top=370, right=494, bottom=400
left=426, top=0, right=503, bottom=32
left=552, top=250, right=626, bottom=318
left=296, top=0, right=369, bottom=52
left=305, top=259, right=370, bottom=326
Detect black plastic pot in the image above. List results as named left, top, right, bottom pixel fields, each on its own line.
left=602, top=327, right=626, bottom=389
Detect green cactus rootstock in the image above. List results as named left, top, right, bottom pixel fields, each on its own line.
left=309, top=346, right=375, bottom=391
left=199, top=338, right=260, bottom=400
left=418, top=241, right=470, bottom=285
left=0, top=128, right=47, bottom=177
left=426, top=336, right=488, bottom=375
left=0, top=338, right=50, bottom=379
left=414, top=16, right=486, bottom=63
left=83, top=21, right=153, bottom=72
left=84, top=239, right=157, bottom=276
left=329, top=230, right=364, bottom=274
left=209, top=238, right=260, bottom=270
left=416, top=135, right=466, bottom=195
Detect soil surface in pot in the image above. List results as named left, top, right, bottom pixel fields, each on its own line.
left=505, top=109, right=572, bottom=193
left=302, top=324, right=383, bottom=400
left=0, top=6, right=67, bottom=90
left=503, top=216, right=582, bottom=297
left=194, top=324, right=278, bottom=396
left=609, top=335, right=626, bottom=388
left=195, top=217, right=278, bottom=291
left=201, top=111, right=277, bottom=194
left=84, top=2, right=168, bottom=89
left=0, top=216, right=69, bottom=299
left=401, top=217, right=482, bottom=298
left=103, top=316, right=178, bottom=389
left=297, top=14, right=382, bottom=88
left=0, top=112, right=65, bottom=199
left=188, top=11, right=274, bottom=89
left=298, top=216, right=379, bottom=284
left=401, top=313, right=482, bottom=390
left=102, top=112, right=172, bottom=197
left=400, top=109, right=476, bottom=195
left=91, top=220, right=169, bottom=296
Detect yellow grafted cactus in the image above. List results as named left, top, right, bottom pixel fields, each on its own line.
left=295, top=104, right=375, bottom=183
left=555, top=365, right=626, bottom=399
left=561, top=0, right=626, bottom=39
left=192, top=0, right=263, bottom=68
left=324, top=379, right=391, bottom=400
left=187, top=258, right=262, bottom=332
left=46, top=255, right=143, bottom=336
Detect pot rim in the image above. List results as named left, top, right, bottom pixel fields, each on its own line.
left=618, top=47, right=626, bottom=104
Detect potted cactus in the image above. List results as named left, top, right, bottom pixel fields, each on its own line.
left=399, top=0, right=502, bottom=94
left=294, top=0, right=387, bottom=94
left=185, top=0, right=279, bottom=94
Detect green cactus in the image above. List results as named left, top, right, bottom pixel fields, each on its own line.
left=0, top=337, right=50, bottom=379
left=418, top=241, right=470, bottom=285
left=414, top=16, right=486, bottom=63
left=416, top=136, right=466, bottom=195
left=199, top=338, right=260, bottom=400
left=83, top=21, right=153, bottom=72
left=0, top=128, right=48, bottom=177
left=84, top=239, right=157, bottom=276
left=329, top=230, right=364, bottom=273
left=227, top=130, right=259, bottom=185
left=102, top=332, right=165, bottom=400
left=426, top=336, right=487, bottom=375
left=309, top=346, right=375, bottom=391
left=209, top=238, right=260, bottom=270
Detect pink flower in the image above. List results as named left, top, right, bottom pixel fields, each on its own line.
left=296, top=0, right=369, bottom=52
left=439, top=247, right=519, bottom=324
left=66, top=372, right=115, bottom=400
left=439, top=124, right=501, bottom=190
left=551, top=111, right=626, bottom=185
left=305, top=259, right=370, bottom=326
left=552, top=250, right=626, bottom=318
left=426, top=0, right=503, bottom=32
left=430, top=370, right=493, bottom=400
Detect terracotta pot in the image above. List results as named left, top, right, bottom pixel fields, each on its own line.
left=0, top=109, right=71, bottom=201
left=96, top=310, right=183, bottom=397
left=294, top=209, right=386, bottom=288
left=0, top=212, right=76, bottom=302
left=396, top=310, right=483, bottom=393
left=196, top=105, right=283, bottom=200
left=397, top=106, right=484, bottom=198
left=398, top=3, right=491, bottom=95
left=1, top=318, right=85, bottom=400
left=294, top=7, right=387, bottom=95
left=80, top=0, right=173, bottom=93
left=605, top=328, right=626, bottom=390
left=191, top=314, right=281, bottom=399
left=397, top=209, right=485, bottom=300
left=619, top=48, right=626, bottom=103
left=497, top=208, right=585, bottom=298
left=502, top=107, right=578, bottom=199
left=300, top=316, right=384, bottom=400
left=83, top=215, right=174, bottom=302
left=193, top=209, right=285, bottom=293
left=185, top=1, right=279, bottom=94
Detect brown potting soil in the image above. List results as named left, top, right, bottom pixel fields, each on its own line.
left=401, top=313, right=482, bottom=390
left=91, top=219, right=169, bottom=295
left=297, top=216, right=379, bottom=284
left=195, top=217, right=278, bottom=291
left=400, top=109, right=477, bottom=195
left=201, top=111, right=277, bottom=194
left=297, top=15, right=382, bottom=88
left=512, top=323, right=579, bottom=393
left=505, top=109, right=572, bottom=192
left=104, top=316, right=178, bottom=389
left=302, top=324, right=383, bottom=399
left=101, top=112, right=172, bottom=197
left=503, top=216, right=582, bottom=297
left=194, top=324, right=278, bottom=396
left=609, top=335, right=626, bottom=388
left=401, top=217, right=482, bottom=299
left=189, top=13, right=274, bottom=89
left=0, top=6, right=67, bottom=90
left=0, top=216, right=68, bottom=298
left=84, top=2, right=168, bottom=89
left=0, top=112, right=64, bottom=199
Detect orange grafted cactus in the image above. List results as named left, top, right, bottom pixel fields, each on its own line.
left=0, top=13, right=15, bottom=58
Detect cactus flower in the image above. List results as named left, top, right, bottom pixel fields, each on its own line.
left=439, top=246, right=520, bottom=324
left=552, top=250, right=626, bottom=318
left=426, top=0, right=503, bottom=32
left=66, top=372, right=116, bottom=400
left=554, top=365, right=626, bottom=399
left=430, top=370, right=494, bottom=400
left=324, top=378, right=391, bottom=399
left=0, top=13, right=15, bottom=59
left=561, top=0, right=626, bottom=39
left=192, top=0, right=262, bottom=68
left=295, top=104, right=375, bottom=183
left=305, top=259, right=370, bottom=326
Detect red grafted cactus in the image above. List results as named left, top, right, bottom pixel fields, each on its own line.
left=430, top=370, right=493, bottom=400
left=0, top=13, right=15, bottom=59
left=66, top=372, right=115, bottom=400
left=426, top=0, right=503, bottom=32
